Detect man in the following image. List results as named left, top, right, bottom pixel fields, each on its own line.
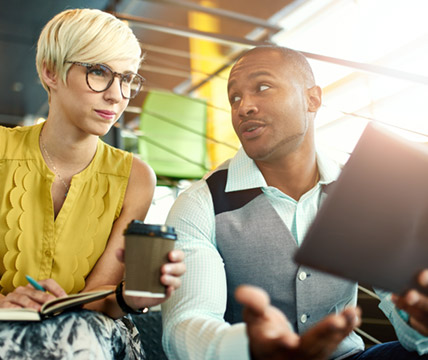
left=162, top=46, right=428, bottom=359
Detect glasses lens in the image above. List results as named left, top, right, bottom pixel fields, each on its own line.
left=86, top=64, right=113, bottom=92
left=121, top=73, right=143, bottom=99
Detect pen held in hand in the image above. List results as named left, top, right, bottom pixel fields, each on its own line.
left=25, top=275, right=46, bottom=292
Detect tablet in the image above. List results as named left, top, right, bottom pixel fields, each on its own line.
left=294, top=123, right=428, bottom=295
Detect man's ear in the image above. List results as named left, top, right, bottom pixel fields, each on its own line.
left=307, top=85, right=322, bottom=113
left=41, top=62, right=58, bottom=90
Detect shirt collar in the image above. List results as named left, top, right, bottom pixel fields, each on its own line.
left=316, top=147, right=342, bottom=185
left=225, top=147, right=342, bottom=193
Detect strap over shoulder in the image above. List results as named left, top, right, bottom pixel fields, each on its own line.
left=206, top=169, right=262, bottom=215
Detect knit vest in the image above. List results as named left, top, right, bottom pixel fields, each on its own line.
left=206, top=167, right=364, bottom=359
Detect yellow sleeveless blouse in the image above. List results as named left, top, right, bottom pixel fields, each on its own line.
left=0, top=123, right=133, bottom=294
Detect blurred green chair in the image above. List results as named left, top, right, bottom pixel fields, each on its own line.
left=138, top=90, right=209, bottom=179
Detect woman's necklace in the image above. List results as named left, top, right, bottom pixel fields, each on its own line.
left=40, top=133, right=70, bottom=197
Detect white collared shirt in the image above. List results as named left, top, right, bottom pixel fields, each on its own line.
left=162, top=147, right=428, bottom=359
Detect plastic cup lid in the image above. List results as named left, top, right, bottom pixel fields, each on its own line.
left=124, top=220, right=177, bottom=240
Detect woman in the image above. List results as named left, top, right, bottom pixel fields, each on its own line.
left=0, top=8, right=185, bottom=359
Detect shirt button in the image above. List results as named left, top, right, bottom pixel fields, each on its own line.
left=300, top=314, right=308, bottom=323
left=45, top=250, right=52, bottom=257
left=298, top=272, right=307, bottom=281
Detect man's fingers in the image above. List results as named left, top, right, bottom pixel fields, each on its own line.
left=299, top=307, right=361, bottom=359
left=393, top=288, right=428, bottom=336
left=392, top=269, right=428, bottom=311
left=235, top=285, right=270, bottom=316
left=237, top=285, right=299, bottom=348
left=418, top=270, right=428, bottom=288
left=342, top=307, right=361, bottom=328
left=409, top=315, right=428, bottom=336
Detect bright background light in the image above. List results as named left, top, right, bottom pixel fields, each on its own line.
left=273, top=0, right=428, bottom=162
left=146, top=0, right=428, bottom=221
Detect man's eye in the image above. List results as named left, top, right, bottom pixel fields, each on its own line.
left=259, top=84, right=270, bottom=92
left=230, top=95, right=241, bottom=104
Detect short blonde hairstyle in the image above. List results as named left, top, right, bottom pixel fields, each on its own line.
left=36, top=8, right=143, bottom=95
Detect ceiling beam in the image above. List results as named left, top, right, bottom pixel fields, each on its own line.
left=112, top=12, right=269, bottom=48
left=140, top=42, right=227, bottom=62
left=140, top=64, right=191, bottom=78
left=139, top=0, right=282, bottom=32
left=299, top=50, right=428, bottom=87
left=114, top=12, right=428, bottom=90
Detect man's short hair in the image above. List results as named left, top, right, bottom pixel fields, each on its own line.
left=238, top=45, right=316, bottom=87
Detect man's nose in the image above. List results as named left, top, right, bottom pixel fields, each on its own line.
left=238, top=95, right=258, bottom=118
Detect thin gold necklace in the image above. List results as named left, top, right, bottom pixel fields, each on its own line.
left=40, top=133, right=70, bottom=197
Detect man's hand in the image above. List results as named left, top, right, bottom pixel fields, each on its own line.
left=235, top=285, right=361, bottom=360
left=392, top=269, right=428, bottom=336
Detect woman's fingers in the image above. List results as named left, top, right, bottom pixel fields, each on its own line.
left=38, top=278, right=67, bottom=297
left=0, top=285, right=55, bottom=310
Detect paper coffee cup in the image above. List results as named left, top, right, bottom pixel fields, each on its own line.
left=124, top=220, right=177, bottom=297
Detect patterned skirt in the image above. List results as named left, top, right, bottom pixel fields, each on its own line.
left=0, top=310, right=145, bottom=360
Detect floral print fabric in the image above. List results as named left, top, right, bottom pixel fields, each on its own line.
left=0, top=310, right=145, bottom=360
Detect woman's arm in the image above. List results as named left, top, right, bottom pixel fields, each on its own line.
left=82, top=156, right=155, bottom=316
left=81, top=156, right=185, bottom=318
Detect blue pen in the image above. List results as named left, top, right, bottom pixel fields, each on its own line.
left=25, top=275, right=46, bottom=292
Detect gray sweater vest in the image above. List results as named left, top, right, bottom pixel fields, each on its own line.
left=206, top=168, right=364, bottom=359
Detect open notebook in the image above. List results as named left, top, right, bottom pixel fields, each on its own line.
left=295, top=123, right=428, bottom=295
left=0, top=289, right=114, bottom=321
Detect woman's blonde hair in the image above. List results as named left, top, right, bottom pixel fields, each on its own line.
left=36, top=8, right=142, bottom=95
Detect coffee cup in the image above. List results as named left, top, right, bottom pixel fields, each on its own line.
left=124, top=220, right=177, bottom=297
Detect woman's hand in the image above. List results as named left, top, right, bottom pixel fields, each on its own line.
left=0, top=279, right=67, bottom=311
left=117, top=248, right=186, bottom=310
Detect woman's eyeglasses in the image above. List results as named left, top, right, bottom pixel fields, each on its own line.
left=66, top=61, right=144, bottom=99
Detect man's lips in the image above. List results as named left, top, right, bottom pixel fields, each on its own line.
left=239, top=120, right=265, bottom=139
